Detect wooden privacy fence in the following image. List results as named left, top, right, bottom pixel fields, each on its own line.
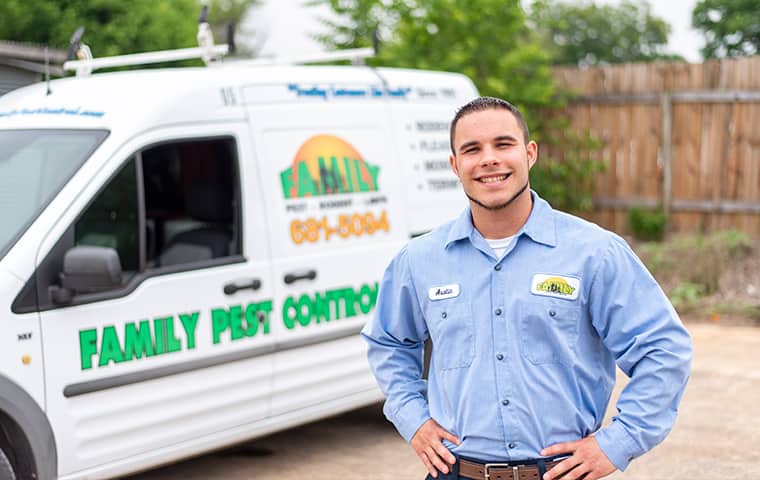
left=549, top=56, right=760, bottom=237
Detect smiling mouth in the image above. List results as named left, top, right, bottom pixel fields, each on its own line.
left=478, top=173, right=510, bottom=184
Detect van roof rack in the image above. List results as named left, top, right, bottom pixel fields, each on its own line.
left=63, top=5, right=228, bottom=76
left=63, top=44, right=230, bottom=76
left=230, top=47, right=376, bottom=67
left=62, top=6, right=376, bottom=77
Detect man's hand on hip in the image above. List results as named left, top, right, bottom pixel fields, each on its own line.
left=540, top=436, right=617, bottom=480
left=410, top=419, right=460, bottom=478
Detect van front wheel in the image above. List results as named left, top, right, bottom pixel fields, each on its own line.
left=0, top=448, right=15, bottom=480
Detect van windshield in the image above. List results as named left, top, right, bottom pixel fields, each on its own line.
left=0, top=129, right=108, bottom=260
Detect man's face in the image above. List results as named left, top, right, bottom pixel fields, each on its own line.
left=449, top=108, right=538, bottom=212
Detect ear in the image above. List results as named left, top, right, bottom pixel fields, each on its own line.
left=449, top=153, right=461, bottom=177
left=526, top=140, right=538, bottom=170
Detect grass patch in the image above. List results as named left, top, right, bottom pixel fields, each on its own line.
left=669, top=282, right=707, bottom=310
left=634, top=230, right=756, bottom=320
left=712, top=302, right=760, bottom=319
left=636, top=230, right=753, bottom=294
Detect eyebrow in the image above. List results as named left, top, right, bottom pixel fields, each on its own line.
left=494, top=135, right=519, bottom=143
left=457, top=140, right=479, bottom=153
left=457, top=135, right=519, bottom=153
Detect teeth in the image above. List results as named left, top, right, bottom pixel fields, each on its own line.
left=480, top=174, right=507, bottom=184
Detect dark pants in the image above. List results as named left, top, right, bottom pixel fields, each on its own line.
left=423, top=462, right=459, bottom=480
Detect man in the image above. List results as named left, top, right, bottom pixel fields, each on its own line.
left=361, top=97, right=692, bottom=480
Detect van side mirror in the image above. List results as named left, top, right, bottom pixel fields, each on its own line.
left=50, top=246, right=123, bottom=305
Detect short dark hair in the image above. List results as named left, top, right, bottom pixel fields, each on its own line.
left=449, top=96, right=530, bottom=154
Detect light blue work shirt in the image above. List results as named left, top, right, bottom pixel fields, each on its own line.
left=361, top=191, right=692, bottom=471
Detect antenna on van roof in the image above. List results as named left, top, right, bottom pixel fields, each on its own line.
left=62, top=7, right=228, bottom=76
left=66, top=26, right=86, bottom=62
left=44, top=46, right=52, bottom=95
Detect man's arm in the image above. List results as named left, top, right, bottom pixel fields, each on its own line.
left=545, top=234, right=692, bottom=479
left=361, top=246, right=459, bottom=477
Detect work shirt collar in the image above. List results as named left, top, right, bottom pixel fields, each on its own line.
left=445, top=190, right=558, bottom=251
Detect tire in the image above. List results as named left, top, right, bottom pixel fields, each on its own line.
left=0, top=448, right=15, bottom=480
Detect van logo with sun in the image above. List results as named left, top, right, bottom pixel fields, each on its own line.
left=531, top=274, right=580, bottom=300
left=280, top=134, right=381, bottom=199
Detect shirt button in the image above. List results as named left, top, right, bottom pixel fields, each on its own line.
left=496, top=354, right=504, bottom=361
left=495, top=308, right=502, bottom=316
left=502, top=399, right=510, bottom=406
left=508, top=442, right=516, bottom=449
left=441, top=312, right=447, bottom=319
left=549, top=310, right=556, bottom=317
left=494, top=264, right=502, bottom=271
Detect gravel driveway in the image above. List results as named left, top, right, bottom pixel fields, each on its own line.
left=123, top=321, right=760, bottom=480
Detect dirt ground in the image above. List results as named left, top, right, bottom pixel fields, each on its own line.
left=124, top=319, right=760, bottom=480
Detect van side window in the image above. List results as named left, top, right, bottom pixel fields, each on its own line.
left=26, top=137, right=242, bottom=312
left=75, top=159, right=140, bottom=276
left=142, top=140, right=239, bottom=268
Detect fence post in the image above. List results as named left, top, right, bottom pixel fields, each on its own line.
left=661, top=92, right=673, bottom=229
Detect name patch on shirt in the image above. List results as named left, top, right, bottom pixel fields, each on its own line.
left=428, top=284, right=460, bottom=301
left=531, top=274, right=580, bottom=300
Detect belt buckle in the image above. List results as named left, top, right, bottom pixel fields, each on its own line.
left=483, top=463, right=520, bottom=480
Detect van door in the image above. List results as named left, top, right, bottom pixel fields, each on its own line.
left=35, top=125, right=275, bottom=476
left=246, top=94, right=407, bottom=417
left=388, top=99, right=467, bottom=235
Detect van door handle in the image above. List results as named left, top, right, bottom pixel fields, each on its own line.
left=223, top=279, right=262, bottom=295
left=284, top=269, right=317, bottom=285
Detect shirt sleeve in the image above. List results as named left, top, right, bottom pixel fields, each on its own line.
left=361, top=245, right=431, bottom=442
left=588, top=234, right=692, bottom=471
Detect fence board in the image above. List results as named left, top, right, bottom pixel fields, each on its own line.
left=551, top=56, right=760, bottom=237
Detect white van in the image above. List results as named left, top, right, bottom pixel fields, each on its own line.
left=0, top=41, right=477, bottom=479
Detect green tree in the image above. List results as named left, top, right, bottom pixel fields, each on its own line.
left=0, top=0, right=258, bottom=64
left=311, top=0, right=605, bottom=213
left=528, top=0, right=677, bottom=66
left=0, top=0, right=200, bottom=56
left=692, top=0, right=760, bottom=58
left=311, top=0, right=556, bottom=111
left=308, top=0, right=389, bottom=51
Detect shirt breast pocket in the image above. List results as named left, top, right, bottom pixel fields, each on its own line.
left=427, top=302, right=474, bottom=370
left=519, top=300, right=580, bottom=366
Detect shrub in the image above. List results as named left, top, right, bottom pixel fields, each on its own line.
left=636, top=230, right=754, bottom=297
left=669, top=282, right=706, bottom=310
left=627, top=207, right=667, bottom=242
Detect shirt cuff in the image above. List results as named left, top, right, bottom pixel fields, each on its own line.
left=391, top=397, right=431, bottom=443
left=594, top=421, right=639, bottom=471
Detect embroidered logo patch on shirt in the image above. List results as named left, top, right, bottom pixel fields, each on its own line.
left=428, top=283, right=460, bottom=301
left=531, top=274, right=580, bottom=300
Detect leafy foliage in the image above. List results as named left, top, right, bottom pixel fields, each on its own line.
left=528, top=0, right=677, bottom=66
left=0, top=0, right=199, bottom=56
left=307, top=0, right=388, bottom=51
left=627, top=207, right=667, bottom=242
left=530, top=122, right=605, bottom=213
left=669, top=282, right=706, bottom=309
left=0, top=0, right=255, bottom=58
left=310, top=0, right=606, bottom=213
left=309, top=0, right=557, bottom=111
left=692, top=0, right=760, bottom=58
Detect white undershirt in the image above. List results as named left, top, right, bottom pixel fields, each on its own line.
left=485, top=235, right=516, bottom=258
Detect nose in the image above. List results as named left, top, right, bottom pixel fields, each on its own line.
left=479, top=145, right=499, bottom=166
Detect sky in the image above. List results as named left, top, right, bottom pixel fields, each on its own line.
left=246, top=0, right=703, bottom=63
